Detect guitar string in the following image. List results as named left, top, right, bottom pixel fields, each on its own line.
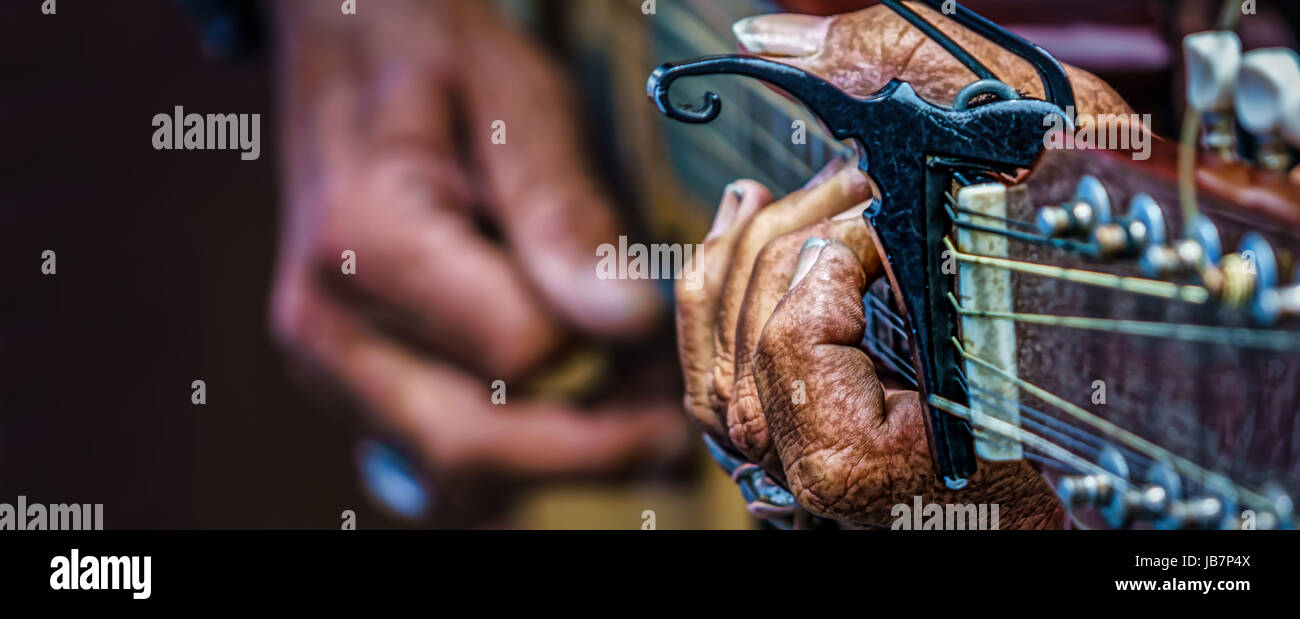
left=965, top=390, right=1103, bottom=459
left=960, top=369, right=1112, bottom=459
left=928, top=394, right=1117, bottom=480
left=949, top=292, right=1300, bottom=352
left=945, top=195, right=1291, bottom=500
left=872, top=281, right=1162, bottom=478
left=949, top=336, right=1273, bottom=510
left=943, top=237, right=1211, bottom=304
left=944, top=194, right=1099, bottom=254
left=952, top=206, right=1040, bottom=230
left=955, top=358, right=1160, bottom=476
left=868, top=290, right=1161, bottom=488
left=960, top=371, right=1161, bottom=478
left=859, top=228, right=1274, bottom=503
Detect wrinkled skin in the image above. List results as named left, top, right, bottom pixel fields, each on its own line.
left=678, top=3, right=1136, bottom=528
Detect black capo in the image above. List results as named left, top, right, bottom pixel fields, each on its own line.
left=647, top=0, right=1073, bottom=485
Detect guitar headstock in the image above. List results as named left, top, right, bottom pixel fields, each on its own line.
left=934, top=32, right=1300, bottom=530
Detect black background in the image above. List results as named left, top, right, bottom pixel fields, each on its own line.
left=0, top=0, right=392, bottom=530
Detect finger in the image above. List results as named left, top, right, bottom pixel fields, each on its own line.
left=708, top=164, right=870, bottom=415
left=273, top=274, right=689, bottom=479
left=726, top=209, right=878, bottom=473
left=752, top=242, right=1062, bottom=527
left=456, top=3, right=659, bottom=336
left=733, top=5, right=1133, bottom=116
left=753, top=240, right=927, bottom=523
left=676, top=181, right=774, bottom=442
left=313, top=154, right=566, bottom=381
left=277, top=30, right=566, bottom=380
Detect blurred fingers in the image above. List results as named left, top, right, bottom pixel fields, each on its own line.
left=675, top=180, right=774, bottom=441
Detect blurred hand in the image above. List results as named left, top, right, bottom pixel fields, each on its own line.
left=269, top=0, right=686, bottom=500
left=678, top=3, right=1137, bottom=528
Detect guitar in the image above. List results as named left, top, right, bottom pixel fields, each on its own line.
left=643, top=0, right=1299, bottom=529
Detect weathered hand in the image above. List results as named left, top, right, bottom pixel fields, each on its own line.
left=678, top=3, right=1138, bottom=527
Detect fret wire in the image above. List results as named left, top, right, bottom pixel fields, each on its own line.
left=948, top=337, right=1274, bottom=510
left=944, top=237, right=1210, bottom=304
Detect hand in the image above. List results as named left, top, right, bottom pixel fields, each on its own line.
left=678, top=3, right=1137, bottom=527
left=269, top=0, right=686, bottom=504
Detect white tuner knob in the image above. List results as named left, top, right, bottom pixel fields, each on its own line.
left=1235, top=48, right=1300, bottom=146
left=1185, top=31, right=1242, bottom=113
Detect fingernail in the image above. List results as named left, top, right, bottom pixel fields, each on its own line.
left=732, top=14, right=831, bottom=57
left=791, top=237, right=826, bottom=290
left=706, top=182, right=746, bottom=240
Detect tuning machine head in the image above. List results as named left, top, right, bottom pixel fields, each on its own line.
left=1093, top=193, right=1166, bottom=261
left=1185, top=31, right=1242, bottom=158
left=1239, top=232, right=1280, bottom=324
left=1036, top=175, right=1112, bottom=239
left=1057, top=445, right=1133, bottom=528
left=1142, top=214, right=1223, bottom=280
left=1236, top=47, right=1300, bottom=170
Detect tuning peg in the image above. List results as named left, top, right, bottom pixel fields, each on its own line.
left=1143, top=462, right=1183, bottom=529
left=1093, top=193, right=1165, bottom=260
left=1036, top=175, right=1112, bottom=239
left=1240, top=232, right=1280, bottom=324
left=1184, top=31, right=1242, bottom=158
left=1253, top=259, right=1300, bottom=325
left=1260, top=483, right=1295, bottom=530
left=1204, top=232, right=1276, bottom=314
left=1141, top=215, right=1223, bottom=279
left=1057, top=445, right=1133, bottom=529
left=1235, top=48, right=1300, bottom=170
left=1160, top=496, right=1227, bottom=529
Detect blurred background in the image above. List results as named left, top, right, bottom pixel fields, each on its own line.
left=1, top=0, right=1296, bottom=529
